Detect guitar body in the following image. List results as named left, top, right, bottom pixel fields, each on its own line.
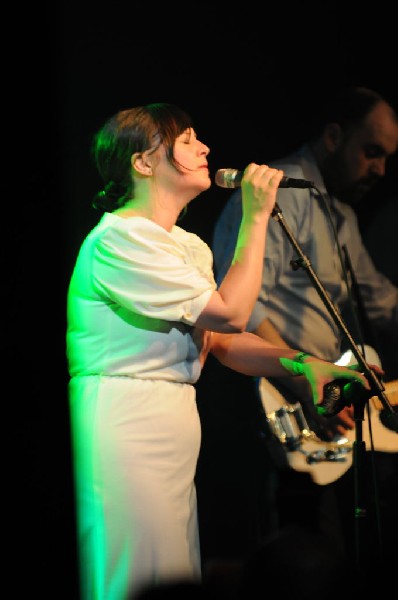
left=258, top=346, right=398, bottom=485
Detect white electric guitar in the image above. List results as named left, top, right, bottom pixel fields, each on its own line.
left=258, top=346, right=398, bottom=485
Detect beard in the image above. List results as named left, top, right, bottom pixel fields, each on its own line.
left=322, top=153, right=380, bottom=206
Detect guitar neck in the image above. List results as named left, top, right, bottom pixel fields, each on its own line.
left=370, top=380, right=398, bottom=410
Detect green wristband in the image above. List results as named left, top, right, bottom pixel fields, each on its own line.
left=294, top=351, right=312, bottom=363
left=291, top=361, right=304, bottom=376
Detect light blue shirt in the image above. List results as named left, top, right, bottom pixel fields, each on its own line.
left=212, top=145, right=398, bottom=362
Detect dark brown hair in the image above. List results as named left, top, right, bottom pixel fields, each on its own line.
left=309, top=86, right=397, bottom=139
left=92, top=103, right=193, bottom=211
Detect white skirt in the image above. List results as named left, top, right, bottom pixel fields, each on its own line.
left=69, top=376, right=202, bottom=600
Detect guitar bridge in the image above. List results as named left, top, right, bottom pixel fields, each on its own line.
left=267, top=402, right=315, bottom=451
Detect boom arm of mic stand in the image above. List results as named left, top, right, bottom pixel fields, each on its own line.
left=271, top=203, right=395, bottom=415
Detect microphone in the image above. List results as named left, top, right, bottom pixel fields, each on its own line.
left=215, top=168, right=315, bottom=189
left=317, top=379, right=371, bottom=417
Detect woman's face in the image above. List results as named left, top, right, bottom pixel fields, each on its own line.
left=156, top=128, right=211, bottom=196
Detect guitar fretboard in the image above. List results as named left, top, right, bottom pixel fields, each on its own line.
left=370, top=380, right=398, bottom=410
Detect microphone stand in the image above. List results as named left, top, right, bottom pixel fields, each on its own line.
left=271, top=201, right=397, bottom=570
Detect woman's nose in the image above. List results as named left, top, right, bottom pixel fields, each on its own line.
left=200, top=142, right=210, bottom=155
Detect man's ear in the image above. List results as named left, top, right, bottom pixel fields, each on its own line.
left=131, top=152, right=153, bottom=176
left=324, top=123, right=342, bottom=151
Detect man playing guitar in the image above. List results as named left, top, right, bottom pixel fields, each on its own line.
left=213, top=87, right=398, bottom=570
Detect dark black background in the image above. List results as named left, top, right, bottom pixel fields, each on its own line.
left=17, top=3, right=397, bottom=596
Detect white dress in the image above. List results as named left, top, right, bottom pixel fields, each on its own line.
left=67, top=214, right=216, bottom=600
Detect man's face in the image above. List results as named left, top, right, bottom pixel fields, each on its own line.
left=324, top=102, right=398, bottom=205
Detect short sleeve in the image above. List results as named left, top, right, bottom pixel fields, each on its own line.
left=91, top=216, right=216, bottom=324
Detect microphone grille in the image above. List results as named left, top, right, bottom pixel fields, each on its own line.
left=215, top=168, right=240, bottom=188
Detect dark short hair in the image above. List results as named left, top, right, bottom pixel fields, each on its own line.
left=92, top=103, right=193, bottom=211
left=309, top=86, right=394, bottom=138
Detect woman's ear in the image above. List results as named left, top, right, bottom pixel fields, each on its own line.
left=324, top=123, right=342, bottom=151
left=131, top=152, right=153, bottom=176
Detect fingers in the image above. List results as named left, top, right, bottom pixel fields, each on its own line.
left=336, top=406, right=355, bottom=429
left=369, top=363, right=385, bottom=376
left=243, top=163, right=284, bottom=188
left=304, top=362, right=371, bottom=410
left=336, top=368, right=370, bottom=389
left=241, top=163, right=284, bottom=215
left=325, top=364, right=370, bottom=389
left=348, top=362, right=384, bottom=376
left=241, top=163, right=283, bottom=217
left=336, top=423, right=350, bottom=436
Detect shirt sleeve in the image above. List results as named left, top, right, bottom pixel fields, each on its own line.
left=343, top=208, right=398, bottom=332
left=91, top=218, right=216, bottom=325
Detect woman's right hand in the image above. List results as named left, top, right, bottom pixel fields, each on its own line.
left=240, top=163, right=284, bottom=219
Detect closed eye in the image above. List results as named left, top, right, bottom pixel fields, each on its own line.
left=363, top=144, right=387, bottom=159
